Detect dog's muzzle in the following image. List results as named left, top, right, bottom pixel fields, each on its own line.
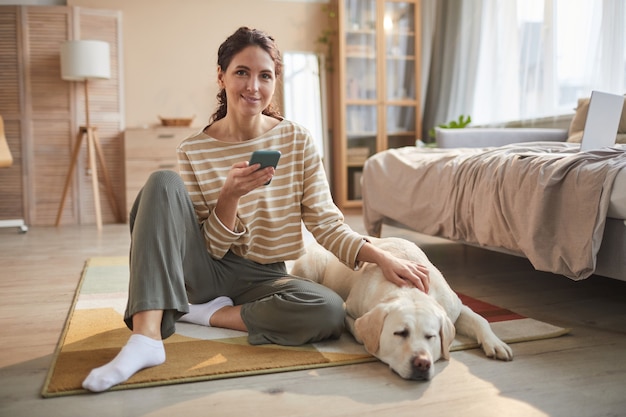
left=408, top=353, right=432, bottom=380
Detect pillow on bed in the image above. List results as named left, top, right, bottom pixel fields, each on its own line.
left=567, top=96, right=626, bottom=144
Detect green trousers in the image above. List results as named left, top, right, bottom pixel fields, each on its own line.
left=124, top=170, right=345, bottom=345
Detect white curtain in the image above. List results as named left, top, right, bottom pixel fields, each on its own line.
left=422, top=0, right=626, bottom=131
left=472, top=0, right=520, bottom=124
left=283, top=52, right=326, bottom=158
left=588, top=0, right=625, bottom=92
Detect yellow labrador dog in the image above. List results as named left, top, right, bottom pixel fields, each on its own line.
left=290, top=237, right=513, bottom=380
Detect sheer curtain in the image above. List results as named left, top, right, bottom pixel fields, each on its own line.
left=472, top=0, right=521, bottom=124
left=587, top=0, right=625, bottom=92
left=421, top=0, right=626, bottom=134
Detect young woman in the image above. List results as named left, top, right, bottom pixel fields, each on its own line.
left=82, top=26, right=430, bottom=393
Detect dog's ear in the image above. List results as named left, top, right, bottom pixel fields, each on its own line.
left=439, top=313, right=456, bottom=360
left=354, top=305, right=387, bottom=354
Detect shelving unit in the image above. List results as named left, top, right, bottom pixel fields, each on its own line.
left=332, top=0, right=421, bottom=208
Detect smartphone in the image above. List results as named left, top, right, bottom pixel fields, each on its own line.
left=249, top=150, right=281, bottom=185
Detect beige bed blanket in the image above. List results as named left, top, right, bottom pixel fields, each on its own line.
left=362, top=142, right=626, bottom=280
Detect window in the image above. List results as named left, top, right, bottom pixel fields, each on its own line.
left=472, top=0, right=625, bottom=125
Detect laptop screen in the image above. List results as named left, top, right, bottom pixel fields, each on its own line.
left=579, top=91, right=624, bottom=151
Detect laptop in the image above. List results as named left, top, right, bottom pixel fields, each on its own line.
left=579, top=90, right=624, bottom=151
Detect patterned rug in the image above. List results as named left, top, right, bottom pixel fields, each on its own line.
left=41, top=257, right=569, bottom=397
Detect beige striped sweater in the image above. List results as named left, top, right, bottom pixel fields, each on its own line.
left=177, top=119, right=365, bottom=267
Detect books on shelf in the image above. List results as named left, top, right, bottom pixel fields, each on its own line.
left=347, top=147, right=369, bottom=165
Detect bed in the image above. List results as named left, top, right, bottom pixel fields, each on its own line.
left=362, top=139, right=626, bottom=281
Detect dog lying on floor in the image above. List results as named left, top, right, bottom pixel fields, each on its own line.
left=290, top=237, right=513, bottom=380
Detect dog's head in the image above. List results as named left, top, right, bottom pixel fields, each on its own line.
left=353, top=290, right=455, bottom=381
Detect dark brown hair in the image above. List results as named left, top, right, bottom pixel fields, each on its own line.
left=208, top=26, right=283, bottom=124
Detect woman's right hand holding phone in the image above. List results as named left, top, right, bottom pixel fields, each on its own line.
left=214, top=161, right=273, bottom=231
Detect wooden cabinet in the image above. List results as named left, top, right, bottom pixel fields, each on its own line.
left=332, top=0, right=422, bottom=209
left=123, top=127, right=198, bottom=218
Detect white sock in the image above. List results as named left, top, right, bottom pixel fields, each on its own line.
left=178, top=296, right=234, bottom=326
left=82, top=334, right=165, bottom=392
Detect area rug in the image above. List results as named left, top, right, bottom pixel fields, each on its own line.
left=41, top=257, right=570, bottom=398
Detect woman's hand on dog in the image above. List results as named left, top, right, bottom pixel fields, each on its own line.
left=381, top=256, right=431, bottom=293
left=357, top=242, right=431, bottom=292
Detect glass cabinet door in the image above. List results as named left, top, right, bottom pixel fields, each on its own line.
left=345, top=104, right=377, bottom=199
left=384, top=1, right=418, bottom=149
left=343, top=3, right=377, bottom=118
left=386, top=105, right=416, bottom=148
left=335, top=0, right=421, bottom=206
left=344, top=0, right=378, bottom=200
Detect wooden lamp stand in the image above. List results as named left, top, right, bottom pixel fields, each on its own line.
left=55, top=40, right=120, bottom=230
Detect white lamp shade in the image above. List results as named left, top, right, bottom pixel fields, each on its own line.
left=60, top=40, right=111, bottom=81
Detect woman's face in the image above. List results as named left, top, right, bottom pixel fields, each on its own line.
left=218, top=45, right=276, bottom=119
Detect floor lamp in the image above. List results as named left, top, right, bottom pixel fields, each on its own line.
left=55, top=40, right=121, bottom=230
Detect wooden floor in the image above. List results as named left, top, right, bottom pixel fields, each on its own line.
left=1, top=215, right=626, bottom=417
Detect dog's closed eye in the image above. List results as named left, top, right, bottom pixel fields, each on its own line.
left=425, top=334, right=436, bottom=340
left=394, top=329, right=410, bottom=338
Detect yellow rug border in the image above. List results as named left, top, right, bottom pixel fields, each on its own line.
left=44, top=356, right=377, bottom=398
left=42, top=258, right=101, bottom=398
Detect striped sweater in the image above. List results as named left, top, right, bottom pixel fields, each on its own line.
left=177, top=119, right=365, bottom=267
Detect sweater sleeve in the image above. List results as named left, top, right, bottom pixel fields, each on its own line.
left=177, top=145, right=245, bottom=259
left=300, top=136, right=366, bottom=269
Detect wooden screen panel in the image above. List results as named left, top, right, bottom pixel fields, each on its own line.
left=25, top=7, right=74, bottom=226
left=0, top=8, right=21, bottom=116
left=0, top=120, right=25, bottom=220
left=0, top=7, right=26, bottom=222
left=31, top=119, right=75, bottom=225
left=27, top=10, right=71, bottom=117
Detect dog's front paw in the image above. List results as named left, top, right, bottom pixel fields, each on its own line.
left=482, top=337, right=513, bottom=361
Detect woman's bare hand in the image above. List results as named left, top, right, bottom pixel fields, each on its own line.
left=378, top=254, right=431, bottom=293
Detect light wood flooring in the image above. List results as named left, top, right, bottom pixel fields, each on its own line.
left=1, top=214, right=625, bottom=417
